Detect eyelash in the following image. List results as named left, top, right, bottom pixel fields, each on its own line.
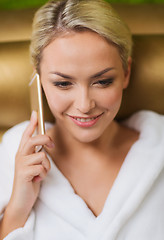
left=94, top=79, right=114, bottom=87
left=53, top=78, right=114, bottom=89
left=53, top=81, right=72, bottom=88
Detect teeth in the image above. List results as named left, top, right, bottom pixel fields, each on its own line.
left=75, top=117, right=95, bottom=122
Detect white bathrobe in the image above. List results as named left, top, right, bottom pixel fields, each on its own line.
left=0, top=110, right=164, bottom=240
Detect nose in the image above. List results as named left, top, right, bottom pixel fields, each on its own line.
left=74, top=88, right=96, bottom=114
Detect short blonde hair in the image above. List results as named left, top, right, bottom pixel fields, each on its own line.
left=30, top=0, right=132, bottom=73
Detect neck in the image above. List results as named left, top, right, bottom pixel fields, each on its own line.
left=51, top=121, right=119, bottom=162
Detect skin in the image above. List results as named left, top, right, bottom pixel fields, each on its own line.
left=0, top=31, right=139, bottom=238
left=41, top=31, right=130, bottom=145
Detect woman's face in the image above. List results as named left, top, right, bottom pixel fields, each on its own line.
left=40, top=31, right=131, bottom=143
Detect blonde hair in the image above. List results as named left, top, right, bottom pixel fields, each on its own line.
left=30, top=0, right=132, bottom=74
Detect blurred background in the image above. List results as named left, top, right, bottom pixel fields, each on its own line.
left=0, top=0, right=164, bottom=140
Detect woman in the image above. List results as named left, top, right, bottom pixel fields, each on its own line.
left=0, top=0, right=164, bottom=239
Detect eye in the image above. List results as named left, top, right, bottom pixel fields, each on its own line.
left=93, top=78, right=114, bottom=87
left=52, top=81, right=72, bottom=89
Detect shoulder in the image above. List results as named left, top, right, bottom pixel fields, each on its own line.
left=124, top=110, right=164, bottom=133
left=2, top=121, right=29, bottom=160
left=123, top=110, right=164, bottom=151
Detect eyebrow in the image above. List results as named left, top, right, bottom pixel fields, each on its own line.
left=49, top=67, right=115, bottom=80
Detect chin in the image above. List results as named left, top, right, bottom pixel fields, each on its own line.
left=71, top=128, right=103, bottom=143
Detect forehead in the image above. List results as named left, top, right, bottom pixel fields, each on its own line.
left=41, top=31, right=122, bottom=74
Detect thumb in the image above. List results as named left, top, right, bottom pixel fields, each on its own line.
left=19, top=111, right=38, bottom=150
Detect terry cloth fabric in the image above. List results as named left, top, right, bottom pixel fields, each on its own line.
left=0, top=110, right=164, bottom=240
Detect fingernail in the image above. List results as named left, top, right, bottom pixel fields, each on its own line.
left=33, top=175, right=42, bottom=182
left=35, top=145, right=43, bottom=152
left=46, top=142, right=55, bottom=148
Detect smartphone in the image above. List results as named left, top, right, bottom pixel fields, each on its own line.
left=29, top=72, right=45, bottom=136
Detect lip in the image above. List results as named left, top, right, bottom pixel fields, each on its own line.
left=68, top=113, right=104, bottom=128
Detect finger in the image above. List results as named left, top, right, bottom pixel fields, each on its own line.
left=33, top=175, right=42, bottom=183
left=19, top=111, right=38, bottom=151
left=22, top=135, right=54, bottom=155
left=24, top=152, right=51, bottom=172
left=24, top=165, right=47, bottom=182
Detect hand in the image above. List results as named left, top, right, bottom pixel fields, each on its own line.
left=6, top=111, right=54, bottom=223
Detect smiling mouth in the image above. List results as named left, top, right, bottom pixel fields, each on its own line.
left=68, top=113, right=104, bottom=122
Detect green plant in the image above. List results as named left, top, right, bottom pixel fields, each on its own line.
left=0, top=0, right=163, bottom=10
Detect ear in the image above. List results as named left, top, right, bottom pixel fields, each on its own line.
left=123, top=57, right=132, bottom=89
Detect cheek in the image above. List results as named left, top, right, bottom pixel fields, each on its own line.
left=44, top=89, right=72, bottom=116
left=97, top=87, right=123, bottom=110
